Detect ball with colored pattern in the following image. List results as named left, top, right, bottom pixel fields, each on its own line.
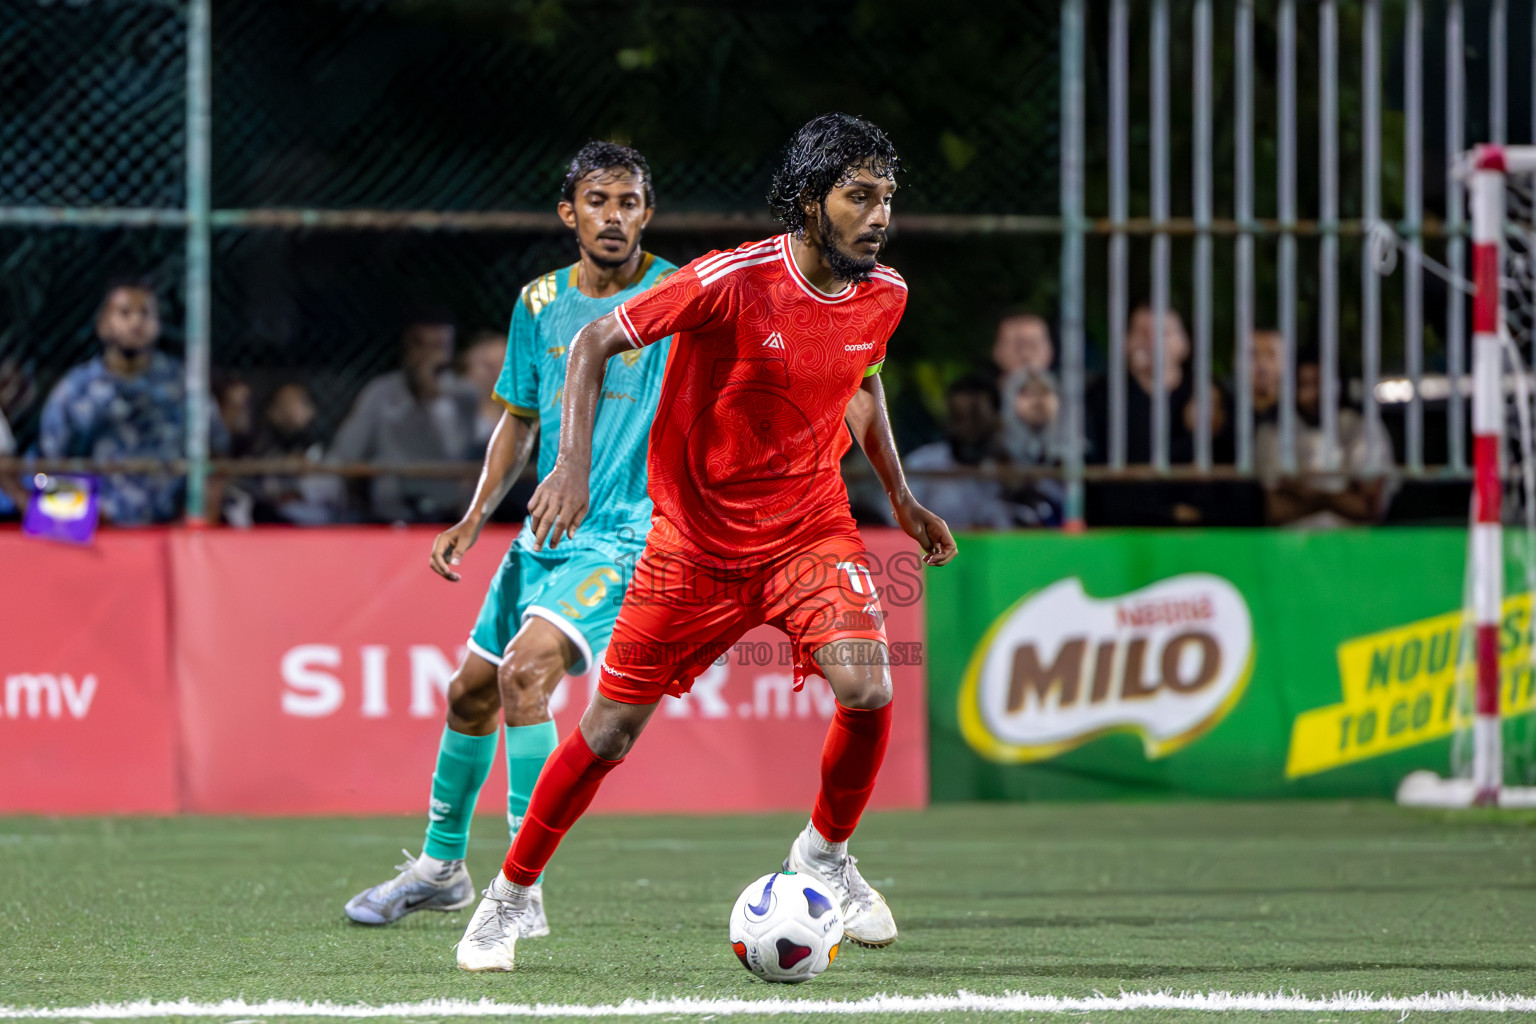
left=728, top=870, right=844, bottom=983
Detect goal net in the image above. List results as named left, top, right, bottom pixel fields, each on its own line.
left=1399, top=145, right=1536, bottom=808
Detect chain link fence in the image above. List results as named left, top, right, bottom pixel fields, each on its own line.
left=1, top=0, right=1059, bottom=462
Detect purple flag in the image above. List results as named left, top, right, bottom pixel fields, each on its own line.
left=23, top=474, right=100, bottom=545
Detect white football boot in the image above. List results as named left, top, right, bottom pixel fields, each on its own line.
left=518, top=884, right=550, bottom=939
left=455, top=876, right=530, bottom=972
left=784, top=828, right=898, bottom=947
left=344, top=850, right=475, bottom=925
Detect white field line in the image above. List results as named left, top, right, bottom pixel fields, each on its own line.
left=1, top=992, right=1535, bottom=1018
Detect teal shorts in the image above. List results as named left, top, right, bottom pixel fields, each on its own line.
left=467, top=543, right=630, bottom=674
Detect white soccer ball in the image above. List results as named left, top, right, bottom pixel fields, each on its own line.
left=728, top=870, right=844, bottom=983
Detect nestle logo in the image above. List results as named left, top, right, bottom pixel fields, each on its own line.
left=1115, top=596, right=1215, bottom=629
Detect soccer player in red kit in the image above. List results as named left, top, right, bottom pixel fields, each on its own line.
left=456, top=113, right=957, bottom=972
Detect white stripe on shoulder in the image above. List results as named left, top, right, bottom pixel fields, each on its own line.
left=699, top=251, right=782, bottom=286
left=695, top=238, right=780, bottom=275
left=871, top=269, right=907, bottom=291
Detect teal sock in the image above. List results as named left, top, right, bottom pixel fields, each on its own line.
left=505, top=720, right=560, bottom=885
left=422, top=726, right=499, bottom=861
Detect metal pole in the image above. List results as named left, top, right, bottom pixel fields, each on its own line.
left=184, top=0, right=212, bottom=524
left=1492, top=0, right=1507, bottom=145
left=1109, top=0, right=1129, bottom=471
left=1060, top=0, right=1087, bottom=527
left=1405, top=0, right=1425, bottom=473
left=1320, top=0, right=1341, bottom=471
left=1235, top=0, right=1256, bottom=473
left=1194, top=0, right=1214, bottom=472
left=1279, top=0, right=1299, bottom=474
left=1362, top=0, right=1383, bottom=465
left=1152, top=0, right=1171, bottom=471
left=1448, top=0, right=1466, bottom=472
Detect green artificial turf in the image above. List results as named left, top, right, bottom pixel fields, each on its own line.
left=1, top=802, right=1534, bottom=1022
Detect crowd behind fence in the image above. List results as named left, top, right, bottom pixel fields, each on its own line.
left=1, top=1, right=1533, bottom=531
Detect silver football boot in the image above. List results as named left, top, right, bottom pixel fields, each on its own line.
left=456, top=877, right=531, bottom=972
left=784, top=832, right=898, bottom=947
left=344, top=850, right=475, bottom=925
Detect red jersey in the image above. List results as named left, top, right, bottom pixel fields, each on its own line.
left=615, top=233, right=907, bottom=561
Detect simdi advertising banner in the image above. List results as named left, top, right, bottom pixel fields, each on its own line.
left=170, top=526, right=927, bottom=814
left=928, top=529, right=1533, bottom=800
left=0, top=532, right=178, bottom=813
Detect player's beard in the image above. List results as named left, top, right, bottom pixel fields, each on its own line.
left=816, top=203, right=885, bottom=284
left=580, top=230, right=640, bottom=271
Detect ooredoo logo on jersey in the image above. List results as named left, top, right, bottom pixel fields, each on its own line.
left=959, top=574, right=1253, bottom=763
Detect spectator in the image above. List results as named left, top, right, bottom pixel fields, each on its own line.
left=999, top=367, right=1060, bottom=466
left=1256, top=345, right=1395, bottom=527
left=38, top=276, right=228, bottom=525
left=998, top=367, right=1064, bottom=527
left=903, top=374, right=1020, bottom=530
left=1086, top=304, right=1225, bottom=464
left=0, top=405, right=23, bottom=516
left=1251, top=329, right=1283, bottom=425
left=991, top=312, right=1054, bottom=380
left=329, top=312, right=477, bottom=523
left=460, top=329, right=508, bottom=453
left=235, top=381, right=343, bottom=526
left=215, top=373, right=256, bottom=457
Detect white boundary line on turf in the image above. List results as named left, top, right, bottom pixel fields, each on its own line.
left=2, top=992, right=1536, bottom=1018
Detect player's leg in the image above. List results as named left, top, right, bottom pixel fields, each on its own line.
left=493, top=614, right=578, bottom=939
left=345, top=551, right=525, bottom=925
left=497, top=548, right=631, bottom=938
left=343, top=650, right=501, bottom=924
left=455, top=690, right=659, bottom=971
left=456, top=544, right=747, bottom=971
left=771, top=536, right=899, bottom=946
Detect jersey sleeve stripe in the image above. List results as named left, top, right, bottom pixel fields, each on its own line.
left=615, top=303, right=644, bottom=348
left=492, top=392, right=538, bottom=418
left=695, top=237, right=779, bottom=275
left=863, top=361, right=885, bottom=377
left=698, top=251, right=781, bottom=286
left=871, top=270, right=908, bottom=290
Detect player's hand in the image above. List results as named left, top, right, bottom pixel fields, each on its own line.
left=527, top=461, right=589, bottom=550
left=892, top=495, right=957, bottom=567
left=429, top=518, right=483, bottom=582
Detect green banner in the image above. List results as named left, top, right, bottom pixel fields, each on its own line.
left=927, top=528, right=1536, bottom=800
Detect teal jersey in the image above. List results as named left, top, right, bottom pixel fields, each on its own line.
left=494, top=253, right=676, bottom=560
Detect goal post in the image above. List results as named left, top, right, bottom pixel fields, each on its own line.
left=1398, top=143, right=1536, bottom=809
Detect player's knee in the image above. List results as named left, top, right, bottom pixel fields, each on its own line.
left=445, top=666, right=500, bottom=729
left=498, top=638, right=564, bottom=719
left=828, top=665, right=892, bottom=710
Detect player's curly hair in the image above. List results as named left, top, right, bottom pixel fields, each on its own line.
left=562, top=141, right=655, bottom=209
left=767, top=113, right=900, bottom=235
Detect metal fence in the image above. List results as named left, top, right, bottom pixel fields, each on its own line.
left=0, top=0, right=1060, bottom=521
left=5, top=0, right=1536, bottom=526
left=1059, top=0, right=1536, bottom=523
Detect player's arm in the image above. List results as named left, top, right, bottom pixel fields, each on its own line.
left=525, top=312, right=633, bottom=550
left=429, top=409, right=538, bottom=581
left=846, top=373, right=957, bottom=566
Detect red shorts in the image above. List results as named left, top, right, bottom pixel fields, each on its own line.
left=598, top=516, right=890, bottom=704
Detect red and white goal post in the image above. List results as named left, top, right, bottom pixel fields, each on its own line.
left=1399, top=144, right=1536, bottom=809
left=1400, top=142, right=1536, bottom=810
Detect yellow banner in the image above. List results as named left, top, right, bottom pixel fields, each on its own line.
left=1285, top=595, right=1536, bottom=778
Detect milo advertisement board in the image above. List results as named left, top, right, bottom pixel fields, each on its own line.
left=927, top=528, right=1536, bottom=800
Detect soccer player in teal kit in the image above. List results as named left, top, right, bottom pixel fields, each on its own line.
left=344, top=142, right=675, bottom=937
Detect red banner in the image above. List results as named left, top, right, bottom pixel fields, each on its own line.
left=0, top=530, right=177, bottom=813
left=170, top=526, right=927, bottom=815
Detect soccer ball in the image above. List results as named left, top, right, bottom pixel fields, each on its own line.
left=728, top=870, right=844, bottom=983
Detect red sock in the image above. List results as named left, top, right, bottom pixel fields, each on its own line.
left=502, top=729, right=622, bottom=885
left=810, top=702, right=892, bottom=843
